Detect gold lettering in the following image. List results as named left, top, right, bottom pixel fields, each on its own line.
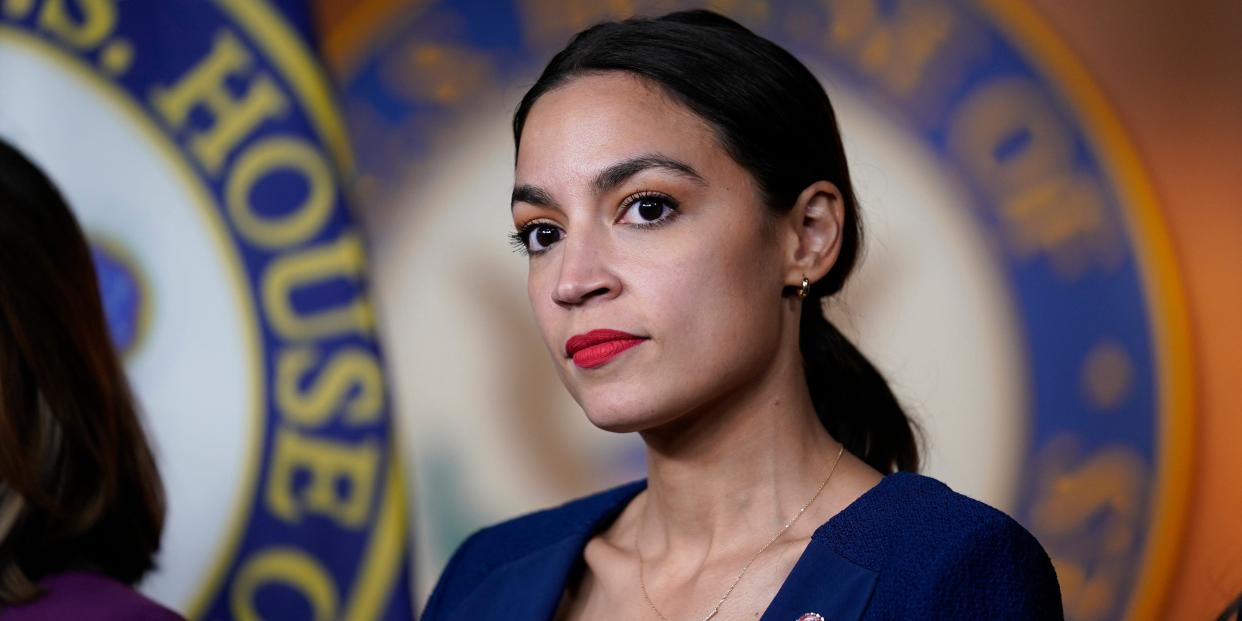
left=261, top=233, right=373, bottom=340
left=232, top=548, right=337, bottom=621
left=1030, top=437, right=1146, bottom=621
left=883, top=3, right=955, bottom=96
left=517, top=0, right=635, bottom=49
left=37, top=0, right=114, bottom=49
left=948, top=78, right=1119, bottom=279
left=150, top=30, right=288, bottom=174
left=826, top=0, right=873, bottom=49
left=824, top=0, right=958, bottom=97
left=3, top=0, right=36, bottom=20
left=386, top=43, right=493, bottom=106
left=277, top=346, right=384, bottom=427
left=266, top=426, right=378, bottom=528
left=226, top=137, right=334, bottom=248
left=1000, top=174, right=1118, bottom=279
left=949, top=77, right=1071, bottom=191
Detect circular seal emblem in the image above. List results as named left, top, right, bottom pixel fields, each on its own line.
left=331, top=2, right=1192, bottom=619
left=0, top=1, right=409, bottom=619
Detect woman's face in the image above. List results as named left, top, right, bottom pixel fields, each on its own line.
left=513, top=72, right=794, bottom=432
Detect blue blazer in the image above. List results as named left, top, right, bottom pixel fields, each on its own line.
left=422, top=472, right=1063, bottom=620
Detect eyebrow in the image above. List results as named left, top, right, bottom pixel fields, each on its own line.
left=510, top=185, right=557, bottom=210
left=592, top=154, right=706, bottom=194
left=511, top=153, right=706, bottom=211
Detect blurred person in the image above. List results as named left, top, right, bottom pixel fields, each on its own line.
left=423, top=10, right=1062, bottom=621
left=0, top=138, right=181, bottom=620
left=1219, top=593, right=1242, bottom=621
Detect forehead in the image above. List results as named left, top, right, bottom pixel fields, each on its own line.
left=515, top=72, right=728, bottom=185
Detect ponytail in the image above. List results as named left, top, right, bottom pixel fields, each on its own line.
left=799, top=300, right=920, bottom=473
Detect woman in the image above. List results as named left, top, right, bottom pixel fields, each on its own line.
left=424, top=10, right=1062, bottom=620
left=0, top=138, right=181, bottom=620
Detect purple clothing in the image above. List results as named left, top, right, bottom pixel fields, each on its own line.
left=0, top=572, right=183, bottom=621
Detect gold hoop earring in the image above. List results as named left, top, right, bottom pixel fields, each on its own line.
left=798, top=275, right=810, bottom=299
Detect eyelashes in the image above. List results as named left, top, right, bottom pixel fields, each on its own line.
left=508, top=230, right=531, bottom=255
left=509, top=220, right=568, bottom=256
left=510, top=190, right=681, bottom=256
left=619, top=191, right=680, bottom=229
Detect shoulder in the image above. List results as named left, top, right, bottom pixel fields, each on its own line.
left=0, top=572, right=184, bottom=621
left=446, top=479, right=643, bottom=568
left=823, top=472, right=1063, bottom=619
left=824, top=472, right=1046, bottom=567
left=421, top=480, right=645, bottom=618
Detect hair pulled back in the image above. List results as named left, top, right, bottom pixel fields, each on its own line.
left=513, top=10, right=919, bottom=473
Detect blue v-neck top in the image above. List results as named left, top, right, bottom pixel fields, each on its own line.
left=421, top=472, right=1063, bottom=620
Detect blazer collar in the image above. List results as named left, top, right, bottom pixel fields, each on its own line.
left=455, top=480, right=877, bottom=621
left=758, top=535, right=877, bottom=621
left=451, top=481, right=645, bottom=619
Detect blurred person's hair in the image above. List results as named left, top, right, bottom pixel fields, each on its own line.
left=1217, top=592, right=1242, bottom=621
left=0, top=138, right=165, bottom=604
left=513, top=10, right=920, bottom=472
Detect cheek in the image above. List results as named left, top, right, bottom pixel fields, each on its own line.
left=526, top=264, right=561, bottom=349
left=641, top=223, right=781, bottom=352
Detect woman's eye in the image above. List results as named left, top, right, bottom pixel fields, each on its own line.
left=619, top=194, right=678, bottom=226
left=517, top=224, right=563, bottom=253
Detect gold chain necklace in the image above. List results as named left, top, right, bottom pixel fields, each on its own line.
left=636, top=444, right=846, bottom=621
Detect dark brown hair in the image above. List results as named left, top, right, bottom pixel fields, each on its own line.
left=514, top=10, right=920, bottom=472
left=0, top=138, right=165, bottom=603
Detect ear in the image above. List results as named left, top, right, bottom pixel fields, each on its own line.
left=781, top=180, right=845, bottom=291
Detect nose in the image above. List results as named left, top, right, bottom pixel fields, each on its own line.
left=551, top=228, right=620, bottom=308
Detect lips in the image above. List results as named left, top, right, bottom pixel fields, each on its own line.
left=565, top=329, right=647, bottom=369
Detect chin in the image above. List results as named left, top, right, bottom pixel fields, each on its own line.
left=582, top=413, right=648, bottom=434
left=574, top=384, right=692, bottom=434
left=561, top=352, right=722, bottom=433
left=579, top=400, right=658, bottom=433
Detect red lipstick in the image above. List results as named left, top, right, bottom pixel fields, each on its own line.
left=565, top=329, right=647, bottom=369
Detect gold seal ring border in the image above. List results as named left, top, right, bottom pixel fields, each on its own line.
left=980, top=2, right=1196, bottom=620
left=186, top=2, right=409, bottom=621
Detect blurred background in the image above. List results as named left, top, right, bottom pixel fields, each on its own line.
left=1, top=1, right=1238, bottom=620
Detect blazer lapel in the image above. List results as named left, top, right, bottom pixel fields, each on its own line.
left=448, top=533, right=589, bottom=619
left=441, top=480, right=874, bottom=621
left=758, top=536, right=878, bottom=621
left=446, top=482, right=644, bottom=620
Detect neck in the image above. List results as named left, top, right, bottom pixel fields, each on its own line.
left=636, top=349, right=842, bottom=559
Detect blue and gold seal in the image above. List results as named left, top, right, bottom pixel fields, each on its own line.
left=0, top=1, right=411, bottom=619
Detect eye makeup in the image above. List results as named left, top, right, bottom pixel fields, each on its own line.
left=509, top=189, right=683, bottom=256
